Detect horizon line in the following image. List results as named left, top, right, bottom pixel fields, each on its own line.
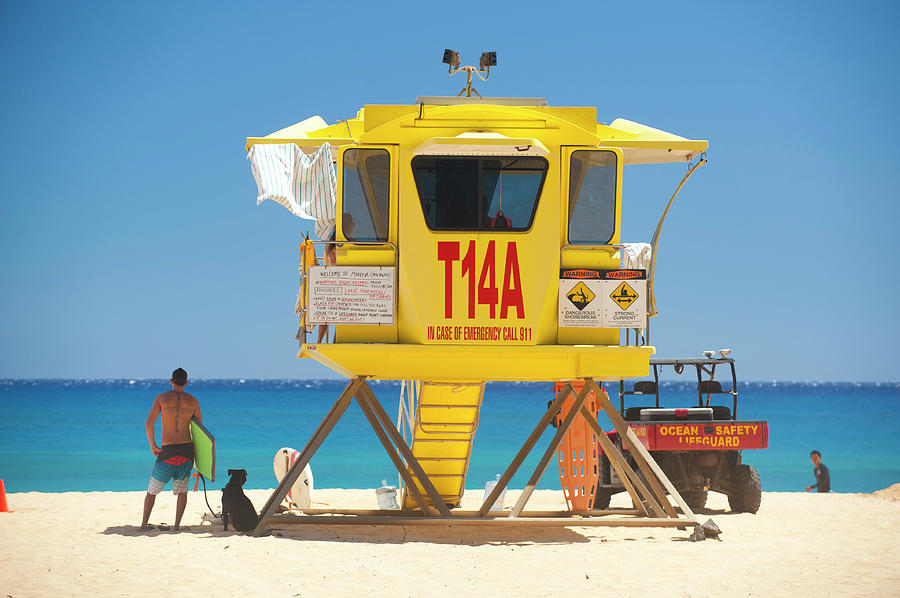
left=1, top=378, right=898, bottom=385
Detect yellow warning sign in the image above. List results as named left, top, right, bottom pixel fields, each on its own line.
left=566, top=281, right=595, bottom=310
left=610, top=282, right=638, bottom=310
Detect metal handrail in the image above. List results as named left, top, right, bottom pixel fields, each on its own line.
left=304, top=239, right=398, bottom=254
left=648, top=158, right=707, bottom=316
left=561, top=243, right=625, bottom=251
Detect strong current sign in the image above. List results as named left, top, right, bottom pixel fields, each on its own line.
left=558, top=269, right=647, bottom=329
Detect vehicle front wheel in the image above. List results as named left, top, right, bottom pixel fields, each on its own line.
left=728, top=464, right=762, bottom=513
left=680, top=489, right=708, bottom=511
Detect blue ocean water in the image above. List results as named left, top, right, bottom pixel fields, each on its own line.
left=0, top=379, right=897, bottom=494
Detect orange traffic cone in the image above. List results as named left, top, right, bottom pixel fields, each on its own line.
left=0, top=479, right=11, bottom=513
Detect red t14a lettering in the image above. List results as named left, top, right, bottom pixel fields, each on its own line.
left=437, top=241, right=524, bottom=320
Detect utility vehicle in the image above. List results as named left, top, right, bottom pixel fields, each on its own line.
left=594, top=353, right=767, bottom=513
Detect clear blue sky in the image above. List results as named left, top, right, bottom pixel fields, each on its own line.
left=1, top=1, right=897, bottom=381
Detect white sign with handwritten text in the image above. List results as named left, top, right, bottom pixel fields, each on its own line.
left=307, top=266, right=395, bottom=325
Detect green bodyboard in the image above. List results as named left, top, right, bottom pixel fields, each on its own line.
left=190, top=416, right=216, bottom=482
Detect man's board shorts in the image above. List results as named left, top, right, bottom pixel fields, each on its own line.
left=148, top=442, right=194, bottom=495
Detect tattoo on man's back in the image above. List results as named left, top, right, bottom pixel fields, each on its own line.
left=174, top=392, right=181, bottom=433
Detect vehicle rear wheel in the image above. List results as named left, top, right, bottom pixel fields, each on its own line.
left=680, top=489, right=708, bottom=511
left=728, top=464, right=761, bottom=513
left=593, top=488, right=612, bottom=510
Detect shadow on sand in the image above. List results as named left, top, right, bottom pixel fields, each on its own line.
left=689, top=506, right=730, bottom=517
left=101, top=523, right=242, bottom=537
left=267, top=523, right=593, bottom=545
left=101, top=522, right=592, bottom=545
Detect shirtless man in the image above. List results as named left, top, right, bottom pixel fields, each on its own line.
left=140, top=368, right=202, bottom=531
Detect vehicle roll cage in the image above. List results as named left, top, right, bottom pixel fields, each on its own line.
left=618, top=357, right=739, bottom=421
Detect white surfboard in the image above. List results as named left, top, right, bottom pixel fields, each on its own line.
left=273, top=447, right=313, bottom=510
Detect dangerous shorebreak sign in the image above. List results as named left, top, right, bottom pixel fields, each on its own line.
left=558, top=269, right=647, bottom=328
left=308, top=266, right=395, bottom=325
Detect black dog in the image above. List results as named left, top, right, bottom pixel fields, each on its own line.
left=221, top=469, right=259, bottom=532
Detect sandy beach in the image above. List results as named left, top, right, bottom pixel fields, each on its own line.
left=1, top=486, right=898, bottom=597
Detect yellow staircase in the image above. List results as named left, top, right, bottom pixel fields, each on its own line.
left=402, top=382, right=485, bottom=509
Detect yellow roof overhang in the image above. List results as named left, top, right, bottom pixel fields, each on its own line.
left=245, top=112, right=707, bottom=165
left=245, top=115, right=359, bottom=158
left=597, top=118, right=708, bottom=165
left=412, top=133, right=550, bottom=157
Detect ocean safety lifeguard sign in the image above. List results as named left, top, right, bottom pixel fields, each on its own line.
left=558, top=269, right=647, bottom=328
left=628, top=422, right=769, bottom=451
left=308, top=266, right=395, bottom=325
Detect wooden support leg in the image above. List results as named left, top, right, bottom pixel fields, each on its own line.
left=357, top=384, right=453, bottom=517
left=579, top=406, right=662, bottom=518
left=477, top=384, right=574, bottom=516
left=586, top=379, right=695, bottom=521
left=253, top=378, right=363, bottom=536
left=509, top=382, right=592, bottom=518
left=587, top=379, right=675, bottom=517
left=355, top=393, right=435, bottom=516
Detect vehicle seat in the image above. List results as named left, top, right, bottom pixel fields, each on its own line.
left=711, top=405, right=732, bottom=420
left=633, top=381, right=657, bottom=394
left=698, top=380, right=723, bottom=394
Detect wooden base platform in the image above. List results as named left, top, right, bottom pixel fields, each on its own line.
left=262, top=514, right=695, bottom=530
left=252, top=377, right=699, bottom=537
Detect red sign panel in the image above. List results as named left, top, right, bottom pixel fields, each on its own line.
left=627, top=421, right=768, bottom=451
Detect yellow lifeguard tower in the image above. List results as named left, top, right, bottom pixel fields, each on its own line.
left=247, top=52, right=709, bottom=535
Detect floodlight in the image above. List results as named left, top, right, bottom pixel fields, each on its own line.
left=702, top=350, right=715, bottom=359
left=443, top=49, right=460, bottom=67
left=442, top=49, right=497, bottom=97
left=480, top=51, right=497, bottom=69
left=718, top=349, right=732, bottom=358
